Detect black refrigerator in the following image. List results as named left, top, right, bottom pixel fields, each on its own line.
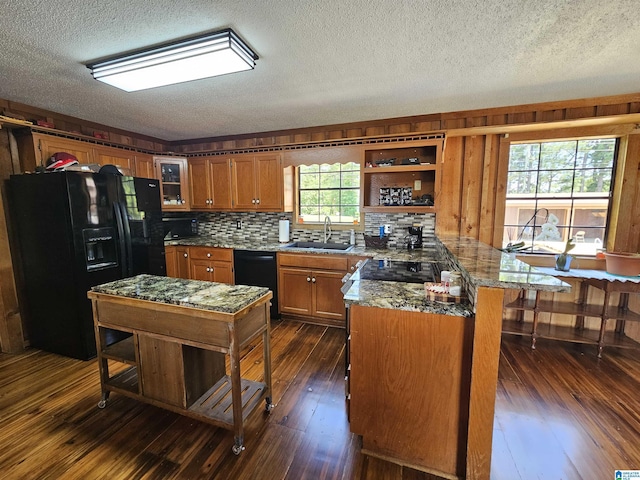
left=8, top=171, right=166, bottom=360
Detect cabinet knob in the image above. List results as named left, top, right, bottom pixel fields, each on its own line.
left=256, top=198, right=260, bottom=204
left=183, top=253, right=188, bottom=258
left=307, top=277, right=311, bottom=282
left=312, top=277, right=316, bottom=283
left=181, top=199, right=186, bottom=204
left=207, top=253, right=211, bottom=258
left=252, top=199, right=256, bottom=204
left=350, top=265, right=356, bottom=271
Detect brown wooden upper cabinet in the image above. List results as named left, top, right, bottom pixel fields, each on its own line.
left=15, top=133, right=150, bottom=177
left=93, top=145, right=135, bottom=176
left=154, top=156, right=190, bottom=211
left=189, top=156, right=232, bottom=210
left=231, top=153, right=292, bottom=211
left=134, top=153, right=156, bottom=179
left=18, top=133, right=95, bottom=170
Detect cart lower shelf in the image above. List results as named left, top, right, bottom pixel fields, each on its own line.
left=189, top=375, right=268, bottom=426
left=104, top=370, right=268, bottom=428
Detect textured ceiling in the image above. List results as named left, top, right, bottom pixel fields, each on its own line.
left=1, top=0, right=639, bottom=141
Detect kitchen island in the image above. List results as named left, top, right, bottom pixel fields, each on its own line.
left=87, top=274, right=273, bottom=455
left=344, top=236, right=570, bottom=480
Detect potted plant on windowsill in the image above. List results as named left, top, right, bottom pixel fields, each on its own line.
left=555, top=237, right=576, bottom=272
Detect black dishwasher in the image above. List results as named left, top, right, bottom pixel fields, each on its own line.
left=233, top=250, right=279, bottom=319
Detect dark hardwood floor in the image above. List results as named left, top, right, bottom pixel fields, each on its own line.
left=0, top=319, right=639, bottom=479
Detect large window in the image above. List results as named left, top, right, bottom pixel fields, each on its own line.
left=298, top=162, right=360, bottom=224
left=503, top=138, right=617, bottom=256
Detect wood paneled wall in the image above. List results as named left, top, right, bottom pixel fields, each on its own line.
left=171, top=93, right=640, bottom=153
left=0, top=130, right=23, bottom=353
left=437, top=125, right=640, bottom=255
left=1, top=99, right=167, bottom=152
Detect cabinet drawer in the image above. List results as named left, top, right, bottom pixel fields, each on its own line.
left=188, top=246, right=233, bottom=262
left=278, top=253, right=348, bottom=271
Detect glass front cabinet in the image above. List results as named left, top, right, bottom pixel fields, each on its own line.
left=154, top=157, right=190, bottom=211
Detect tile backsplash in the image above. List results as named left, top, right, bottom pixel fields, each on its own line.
left=169, top=211, right=436, bottom=247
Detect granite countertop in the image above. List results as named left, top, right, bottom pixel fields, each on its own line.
left=166, top=236, right=441, bottom=261
left=166, top=234, right=571, bottom=315
left=165, top=236, right=568, bottom=291
left=90, top=274, right=271, bottom=314
left=343, top=279, right=474, bottom=317
left=165, top=236, right=288, bottom=252
left=438, top=235, right=571, bottom=293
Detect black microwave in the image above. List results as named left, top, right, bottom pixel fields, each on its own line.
left=163, top=217, right=199, bottom=239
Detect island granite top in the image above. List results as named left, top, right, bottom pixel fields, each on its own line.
left=344, top=279, right=473, bottom=317
left=90, top=274, right=271, bottom=314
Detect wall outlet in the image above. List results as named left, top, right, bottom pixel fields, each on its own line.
left=414, top=180, right=422, bottom=191
left=384, top=224, right=391, bottom=234
left=236, top=219, right=242, bottom=229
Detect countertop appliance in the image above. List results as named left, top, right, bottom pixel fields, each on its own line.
left=233, top=250, right=279, bottom=319
left=8, top=172, right=166, bottom=360
left=356, top=258, right=440, bottom=284
left=341, top=256, right=443, bottom=302
left=163, top=217, right=199, bottom=239
left=406, top=226, right=423, bottom=249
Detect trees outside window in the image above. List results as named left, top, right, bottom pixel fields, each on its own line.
left=298, top=162, right=360, bottom=224
left=503, top=138, right=617, bottom=256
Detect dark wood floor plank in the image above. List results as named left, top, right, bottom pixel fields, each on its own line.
left=494, top=336, right=640, bottom=479
left=269, top=327, right=346, bottom=433
left=2, top=323, right=640, bottom=480
left=268, top=328, right=327, bottom=410
left=284, top=341, right=352, bottom=480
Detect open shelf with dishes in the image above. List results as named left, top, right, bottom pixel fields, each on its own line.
left=362, top=141, right=441, bottom=213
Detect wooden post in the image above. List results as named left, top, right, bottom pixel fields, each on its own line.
left=466, top=286, right=504, bottom=480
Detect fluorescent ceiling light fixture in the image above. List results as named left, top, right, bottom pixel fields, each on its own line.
left=87, top=28, right=258, bottom=92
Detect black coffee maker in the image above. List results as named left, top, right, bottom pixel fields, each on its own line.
left=407, top=226, right=423, bottom=249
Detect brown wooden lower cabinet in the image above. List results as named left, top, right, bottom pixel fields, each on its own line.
left=175, top=246, right=190, bottom=279
left=164, top=245, right=192, bottom=279
left=165, top=246, right=178, bottom=278
left=189, top=247, right=234, bottom=284
left=165, top=246, right=233, bottom=284
left=277, top=252, right=349, bottom=327
left=349, top=304, right=473, bottom=478
left=190, top=259, right=234, bottom=284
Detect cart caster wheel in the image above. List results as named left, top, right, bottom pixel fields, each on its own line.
left=232, top=444, right=245, bottom=455
left=97, top=400, right=107, bottom=409
left=265, top=402, right=275, bottom=413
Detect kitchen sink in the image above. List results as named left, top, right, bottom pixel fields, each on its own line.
left=284, top=241, right=354, bottom=251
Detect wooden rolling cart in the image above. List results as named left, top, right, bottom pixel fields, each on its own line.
left=88, top=276, right=273, bottom=455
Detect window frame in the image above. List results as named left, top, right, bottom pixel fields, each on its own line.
left=501, top=135, right=619, bottom=256
left=293, top=161, right=364, bottom=231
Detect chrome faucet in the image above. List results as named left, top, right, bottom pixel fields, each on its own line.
left=323, top=216, right=332, bottom=243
